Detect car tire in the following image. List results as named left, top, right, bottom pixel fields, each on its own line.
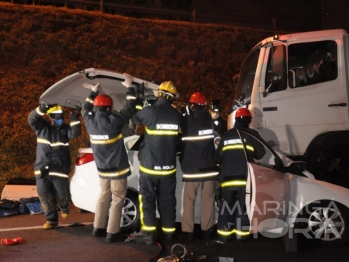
left=296, top=200, right=349, bottom=244
left=120, top=188, right=140, bottom=233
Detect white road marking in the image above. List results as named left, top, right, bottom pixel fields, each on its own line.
left=0, top=222, right=93, bottom=232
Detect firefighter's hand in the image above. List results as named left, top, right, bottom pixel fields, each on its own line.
left=39, top=103, right=56, bottom=113
left=122, top=73, right=133, bottom=88
left=39, top=103, right=49, bottom=113
left=83, top=83, right=100, bottom=92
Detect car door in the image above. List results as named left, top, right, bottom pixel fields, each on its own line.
left=40, top=68, right=159, bottom=110
left=237, top=128, right=291, bottom=235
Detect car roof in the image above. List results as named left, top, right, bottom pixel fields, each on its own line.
left=40, top=68, right=159, bottom=110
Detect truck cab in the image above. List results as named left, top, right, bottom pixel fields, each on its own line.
left=228, top=29, right=349, bottom=188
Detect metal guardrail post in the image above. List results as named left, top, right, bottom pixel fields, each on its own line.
left=100, top=0, right=103, bottom=13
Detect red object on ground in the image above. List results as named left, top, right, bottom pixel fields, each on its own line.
left=0, top=237, right=24, bottom=246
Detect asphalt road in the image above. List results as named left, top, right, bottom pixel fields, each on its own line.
left=1, top=205, right=348, bottom=262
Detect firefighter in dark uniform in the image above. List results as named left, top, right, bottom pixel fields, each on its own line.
left=209, top=99, right=227, bottom=136
left=209, top=99, right=227, bottom=212
left=178, top=92, right=219, bottom=241
left=214, top=107, right=265, bottom=242
left=133, top=81, right=181, bottom=244
left=28, top=105, right=81, bottom=229
left=82, top=74, right=137, bottom=242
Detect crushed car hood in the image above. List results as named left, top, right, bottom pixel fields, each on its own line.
left=40, top=68, right=159, bottom=110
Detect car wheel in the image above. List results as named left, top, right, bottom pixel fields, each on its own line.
left=297, top=200, right=349, bottom=244
left=120, top=189, right=140, bottom=233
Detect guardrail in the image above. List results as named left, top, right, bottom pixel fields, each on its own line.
left=2, top=0, right=319, bottom=31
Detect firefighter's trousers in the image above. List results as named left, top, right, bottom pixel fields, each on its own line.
left=139, top=172, right=177, bottom=235
left=94, top=178, right=127, bottom=234
left=181, top=180, right=215, bottom=233
left=36, top=176, right=70, bottom=223
left=216, top=185, right=250, bottom=241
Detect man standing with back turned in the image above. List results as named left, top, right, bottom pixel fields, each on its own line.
left=82, top=73, right=137, bottom=242
left=133, top=81, right=181, bottom=244
left=179, top=92, right=218, bottom=242
left=214, top=107, right=265, bottom=243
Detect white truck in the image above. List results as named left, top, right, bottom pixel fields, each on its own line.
left=227, top=29, right=349, bottom=188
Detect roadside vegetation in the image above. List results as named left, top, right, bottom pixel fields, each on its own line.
left=0, top=2, right=281, bottom=192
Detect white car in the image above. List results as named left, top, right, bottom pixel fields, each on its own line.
left=40, top=68, right=349, bottom=244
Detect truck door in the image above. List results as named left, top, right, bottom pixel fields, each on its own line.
left=258, top=37, right=349, bottom=156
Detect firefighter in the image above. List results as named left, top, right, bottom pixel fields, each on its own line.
left=208, top=99, right=227, bottom=213
left=214, top=107, right=265, bottom=243
left=82, top=74, right=137, bottom=242
left=209, top=99, right=227, bottom=136
left=178, top=92, right=219, bottom=241
left=28, top=104, right=81, bottom=229
left=132, top=81, right=181, bottom=245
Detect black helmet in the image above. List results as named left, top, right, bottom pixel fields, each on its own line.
left=209, top=99, right=221, bottom=112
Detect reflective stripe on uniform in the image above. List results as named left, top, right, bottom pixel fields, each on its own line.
left=49, top=172, right=69, bottom=178
left=162, top=227, right=176, bottom=233
left=90, top=133, right=123, bottom=145
left=37, top=138, right=69, bottom=147
left=36, top=106, right=45, bottom=116
left=221, top=180, right=247, bottom=188
left=34, top=170, right=68, bottom=178
left=136, top=105, right=143, bottom=110
left=126, top=95, right=136, bottom=100
left=139, top=194, right=156, bottom=232
left=217, top=229, right=250, bottom=237
left=85, top=97, right=93, bottom=104
left=70, top=121, right=81, bottom=126
left=182, top=172, right=219, bottom=179
left=140, top=165, right=176, bottom=176
left=145, top=127, right=178, bottom=136
left=98, top=167, right=130, bottom=178
left=182, top=134, right=214, bottom=141
left=222, top=144, right=254, bottom=152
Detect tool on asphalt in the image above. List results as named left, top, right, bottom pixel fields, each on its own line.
left=157, top=244, right=206, bottom=262
left=125, top=232, right=164, bottom=262
left=1, top=237, right=24, bottom=246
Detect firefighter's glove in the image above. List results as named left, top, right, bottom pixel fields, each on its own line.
left=83, top=83, right=100, bottom=92
left=39, top=103, right=49, bottom=113
left=39, top=103, right=56, bottom=114
left=122, top=73, right=133, bottom=88
left=71, top=106, right=81, bottom=116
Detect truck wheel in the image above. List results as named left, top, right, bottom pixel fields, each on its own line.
left=120, top=189, right=140, bottom=233
left=297, top=201, right=349, bottom=244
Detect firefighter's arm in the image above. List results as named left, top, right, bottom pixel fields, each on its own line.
left=82, top=83, right=100, bottom=113
left=214, top=139, right=224, bottom=164
left=119, top=73, right=140, bottom=120
left=67, top=107, right=82, bottom=139
left=28, top=104, right=50, bottom=131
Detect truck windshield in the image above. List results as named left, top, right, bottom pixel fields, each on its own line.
left=233, top=47, right=261, bottom=110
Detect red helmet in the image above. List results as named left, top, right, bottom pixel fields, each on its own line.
left=93, top=94, right=113, bottom=107
left=235, top=108, right=252, bottom=118
left=189, top=92, right=207, bottom=106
